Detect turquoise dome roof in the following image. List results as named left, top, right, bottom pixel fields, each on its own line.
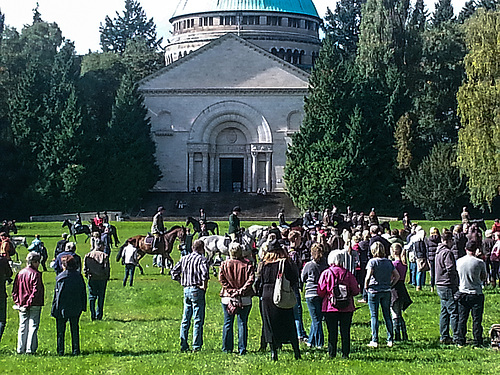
left=171, top=0, right=320, bottom=19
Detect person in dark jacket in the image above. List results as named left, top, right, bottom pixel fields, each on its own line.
left=0, top=255, right=13, bottom=342
left=54, top=242, right=81, bottom=275
left=482, top=230, right=495, bottom=285
left=412, top=228, right=428, bottom=291
left=426, top=228, right=441, bottom=292
left=435, top=230, right=459, bottom=344
left=369, top=225, right=391, bottom=257
left=51, top=255, right=86, bottom=355
left=54, top=233, right=69, bottom=260
left=451, top=225, right=467, bottom=260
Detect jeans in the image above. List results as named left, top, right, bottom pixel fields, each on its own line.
left=437, top=286, right=459, bottom=342
left=180, top=286, right=206, bottom=351
left=123, top=264, right=136, bottom=286
left=429, top=260, right=436, bottom=288
left=221, top=303, right=252, bottom=354
left=305, top=296, right=324, bottom=347
left=457, top=293, right=484, bottom=346
left=0, top=297, right=6, bottom=342
left=88, top=279, right=107, bottom=320
left=17, top=305, right=42, bottom=354
left=416, top=269, right=427, bottom=288
left=56, top=315, right=81, bottom=355
left=409, top=262, right=417, bottom=286
left=367, top=291, right=393, bottom=343
left=324, top=311, right=353, bottom=358
left=293, top=288, right=307, bottom=338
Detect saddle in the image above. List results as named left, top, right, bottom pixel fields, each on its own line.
left=223, top=236, right=231, bottom=248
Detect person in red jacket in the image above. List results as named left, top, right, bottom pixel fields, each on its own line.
left=12, top=251, right=45, bottom=354
left=491, top=219, right=500, bottom=234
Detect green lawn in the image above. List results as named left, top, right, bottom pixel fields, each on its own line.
left=0, top=220, right=498, bottom=374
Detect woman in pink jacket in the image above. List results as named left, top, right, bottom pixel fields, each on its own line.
left=318, top=250, right=360, bottom=359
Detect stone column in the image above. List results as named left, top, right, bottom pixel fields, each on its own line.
left=265, top=152, right=271, bottom=191
left=209, top=154, right=216, bottom=192
left=202, top=152, right=208, bottom=192
left=251, top=152, right=257, bottom=192
left=188, top=153, right=194, bottom=192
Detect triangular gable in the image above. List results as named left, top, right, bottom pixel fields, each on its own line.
left=140, top=33, right=310, bottom=90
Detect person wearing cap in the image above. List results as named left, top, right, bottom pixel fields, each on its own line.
left=152, top=206, right=166, bottom=252
left=456, top=240, right=487, bottom=347
left=54, top=233, right=69, bottom=260
left=12, top=251, right=45, bottom=354
left=228, top=206, right=241, bottom=242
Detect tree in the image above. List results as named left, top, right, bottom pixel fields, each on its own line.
left=101, top=72, right=160, bottom=210
left=457, top=9, right=500, bottom=207
left=324, top=0, right=365, bottom=55
left=404, top=143, right=468, bottom=219
left=432, top=0, right=455, bottom=26
left=100, top=0, right=163, bottom=54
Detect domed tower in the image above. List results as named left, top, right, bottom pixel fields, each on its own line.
left=165, top=0, right=321, bottom=68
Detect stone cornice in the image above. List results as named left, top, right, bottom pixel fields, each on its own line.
left=141, top=88, right=308, bottom=96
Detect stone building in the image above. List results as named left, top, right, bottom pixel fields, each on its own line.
left=140, top=0, right=321, bottom=193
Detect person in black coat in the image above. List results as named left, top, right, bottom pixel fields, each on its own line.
left=51, top=255, right=86, bottom=355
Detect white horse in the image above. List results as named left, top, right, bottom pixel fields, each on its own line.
left=199, top=230, right=257, bottom=274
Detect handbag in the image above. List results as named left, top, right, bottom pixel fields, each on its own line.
left=416, top=258, right=430, bottom=272
left=273, top=259, right=297, bottom=309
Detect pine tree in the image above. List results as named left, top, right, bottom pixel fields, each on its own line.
left=457, top=9, right=500, bottom=207
left=432, top=0, right=455, bottom=26
left=100, top=0, right=163, bottom=54
left=324, top=0, right=365, bottom=55
left=102, top=72, right=160, bottom=209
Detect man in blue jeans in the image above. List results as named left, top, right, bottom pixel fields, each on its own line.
left=171, top=240, right=209, bottom=352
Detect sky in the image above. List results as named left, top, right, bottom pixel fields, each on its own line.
left=0, top=0, right=467, bottom=55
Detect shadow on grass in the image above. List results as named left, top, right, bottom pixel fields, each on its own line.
left=86, top=349, right=170, bottom=356
left=108, top=316, right=179, bottom=323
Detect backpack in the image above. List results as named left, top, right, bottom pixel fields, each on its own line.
left=329, top=271, right=350, bottom=309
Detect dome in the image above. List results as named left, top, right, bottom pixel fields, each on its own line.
left=171, top=0, right=320, bottom=20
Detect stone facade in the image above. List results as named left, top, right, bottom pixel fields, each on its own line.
left=140, top=34, right=309, bottom=193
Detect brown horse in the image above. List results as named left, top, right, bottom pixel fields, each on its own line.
left=119, top=226, right=187, bottom=275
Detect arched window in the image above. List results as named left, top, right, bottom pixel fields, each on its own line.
left=270, top=48, right=278, bottom=57
left=299, top=50, right=305, bottom=64
left=285, top=49, right=292, bottom=63
left=292, top=50, right=300, bottom=64
left=278, top=48, right=285, bottom=60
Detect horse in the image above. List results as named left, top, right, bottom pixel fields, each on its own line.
left=185, top=217, right=219, bottom=235
left=89, top=221, right=120, bottom=247
left=119, top=226, right=187, bottom=275
left=1, top=220, right=18, bottom=235
left=62, top=219, right=91, bottom=243
left=199, top=229, right=256, bottom=275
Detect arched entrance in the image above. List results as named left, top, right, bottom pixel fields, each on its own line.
left=187, top=101, right=273, bottom=192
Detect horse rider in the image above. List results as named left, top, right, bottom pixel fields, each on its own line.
left=152, top=206, right=166, bottom=252
left=75, top=213, right=83, bottom=231
left=93, top=212, right=104, bottom=232
left=199, top=208, right=206, bottom=222
left=228, top=206, right=242, bottom=243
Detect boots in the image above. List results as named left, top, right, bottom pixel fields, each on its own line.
left=292, top=340, right=301, bottom=360
left=393, top=318, right=401, bottom=342
left=270, top=344, right=278, bottom=361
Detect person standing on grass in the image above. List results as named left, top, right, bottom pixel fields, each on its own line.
left=218, top=242, right=255, bottom=355
left=318, top=250, right=360, bottom=358
left=435, top=230, right=459, bottom=344
left=54, top=233, right=69, bottom=260
left=301, top=243, right=328, bottom=348
left=0, top=253, right=13, bottom=342
left=121, top=240, right=139, bottom=287
left=171, top=239, right=209, bottom=352
left=51, top=255, right=86, bottom=355
left=390, top=243, right=411, bottom=342
left=12, top=252, right=44, bottom=354
left=456, top=241, right=487, bottom=347
left=84, top=244, right=110, bottom=320
left=365, top=242, right=400, bottom=348
left=54, top=242, right=81, bottom=275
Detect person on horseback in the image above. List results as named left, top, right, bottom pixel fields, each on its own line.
left=152, top=206, right=166, bottom=252
left=93, top=212, right=104, bottom=233
left=228, top=206, right=242, bottom=243
left=75, top=213, right=83, bottom=231
left=199, top=208, right=206, bottom=222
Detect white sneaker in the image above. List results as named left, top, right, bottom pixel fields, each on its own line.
left=387, top=341, right=393, bottom=348
left=367, top=341, right=378, bottom=348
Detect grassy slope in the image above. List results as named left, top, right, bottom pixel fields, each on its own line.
left=0, top=220, right=498, bottom=374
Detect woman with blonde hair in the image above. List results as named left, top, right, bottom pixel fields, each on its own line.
left=365, top=242, right=400, bottom=348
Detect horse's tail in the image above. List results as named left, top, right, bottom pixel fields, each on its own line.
left=215, top=223, right=219, bottom=235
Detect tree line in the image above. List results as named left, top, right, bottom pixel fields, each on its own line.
left=285, top=0, right=500, bottom=219
left=0, top=1, right=162, bottom=217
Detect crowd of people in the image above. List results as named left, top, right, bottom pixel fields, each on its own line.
left=0, top=208, right=499, bottom=360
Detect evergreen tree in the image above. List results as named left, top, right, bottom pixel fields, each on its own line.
left=457, top=9, right=500, bottom=207
left=404, top=143, right=468, bottom=219
left=458, top=0, right=478, bottom=22
left=100, top=0, right=163, bottom=54
left=102, top=72, right=160, bottom=210
left=122, top=36, right=164, bottom=81
left=432, top=0, right=455, bottom=26
left=324, top=0, right=365, bottom=55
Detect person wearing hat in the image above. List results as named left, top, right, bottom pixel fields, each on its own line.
left=152, top=206, right=166, bottom=252
left=228, top=206, right=241, bottom=243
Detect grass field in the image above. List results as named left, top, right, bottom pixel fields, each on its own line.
left=0, top=220, right=498, bottom=374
